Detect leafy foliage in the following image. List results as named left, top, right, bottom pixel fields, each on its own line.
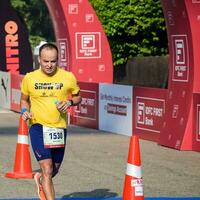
left=89, top=0, right=168, bottom=67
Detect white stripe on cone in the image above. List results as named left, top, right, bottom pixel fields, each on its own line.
left=17, top=135, right=29, bottom=144
left=126, top=163, right=142, bottom=178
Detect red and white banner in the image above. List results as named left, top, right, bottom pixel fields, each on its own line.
left=72, top=82, right=99, bottom=129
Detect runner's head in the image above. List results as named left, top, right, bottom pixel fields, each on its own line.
left=38, top=43, right=59, bottom=76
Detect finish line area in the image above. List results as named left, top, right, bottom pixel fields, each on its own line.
left=1, top=198, right=200, bottom=200
left=1, top=112, right=200, bottom=198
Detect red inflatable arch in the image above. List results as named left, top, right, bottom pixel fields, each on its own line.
left=159, top=0, right=200, bottom=151
left=46, top=0, right=200, bottom=151
left=133, top=0, right=200, bottom=152
left=44, top=0, right=113, bottom=83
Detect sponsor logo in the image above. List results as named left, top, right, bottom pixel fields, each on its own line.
left=5, top=21, right=19, bottom=73
left=35, top=150, right=42, bottom=158
left=58, top=39, right=69, bottom=69
left=136, top=97, right=165, bottom=133
left=172, top=35, right=189, bottom=82
left=76, top=32, right=101, bottom=59
left=1, top=77, right=8, bottom=99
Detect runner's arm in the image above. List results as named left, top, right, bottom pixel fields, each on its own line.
left=20, top=93, right=32, bottom=120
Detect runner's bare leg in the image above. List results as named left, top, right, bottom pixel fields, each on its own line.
left=39, top=159, right=55, bottom=200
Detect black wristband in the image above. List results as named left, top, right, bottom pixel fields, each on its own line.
left=70, top=99, right=74, bottom=106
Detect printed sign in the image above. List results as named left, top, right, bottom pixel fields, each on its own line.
left=131, top=178, right=143, bottom=196
left=106, top=103, right=127, bottom=116
left=136, top=97, right=165, bottom=133
left=172, top=35, right=189, bottom=82
left=58, top=39, right=69, bottom=69
left=99, top=83, right=132, bottom=136
left=72, top=82, right=99, bottom=129
left=75, top=32, right=101, bottom=59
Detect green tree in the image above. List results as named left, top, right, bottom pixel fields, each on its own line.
left=11, top=0, right=55, bottom=49
left=89, top=0, right=168, bottom=67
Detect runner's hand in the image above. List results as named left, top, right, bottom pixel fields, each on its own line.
left=56, top=101, right=72, bottom=113
left=22, top=111, right=33, bottom=121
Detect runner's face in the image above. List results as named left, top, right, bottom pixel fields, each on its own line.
left=38, top=48, right=58, bottom=76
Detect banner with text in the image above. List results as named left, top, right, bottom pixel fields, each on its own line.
left=99, top=83, right=132, bottom=136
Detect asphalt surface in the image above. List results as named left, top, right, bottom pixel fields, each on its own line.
left=0, top=108, right=200, bottom=198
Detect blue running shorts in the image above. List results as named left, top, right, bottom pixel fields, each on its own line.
left=29, top=123, right=67, bottom=163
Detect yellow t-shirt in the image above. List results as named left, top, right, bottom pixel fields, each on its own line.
left=21, top=68, right=80, bottom=128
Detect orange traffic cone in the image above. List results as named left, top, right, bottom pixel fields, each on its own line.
left=5, top=116, right=34, bottom=179
left=123, top=135, right=144, bottom=200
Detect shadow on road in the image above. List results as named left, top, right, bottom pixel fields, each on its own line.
left=0, top=127, right=18, bottom=135
left=0, top=125, right=111, bottom=136
left=62, top=188, right=118, bottom=198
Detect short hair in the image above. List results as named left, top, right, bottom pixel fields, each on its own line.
left=39, top=43, right=58, bottom=56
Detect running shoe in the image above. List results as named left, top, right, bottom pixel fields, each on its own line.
left=34, top=172, right=47, bottom=200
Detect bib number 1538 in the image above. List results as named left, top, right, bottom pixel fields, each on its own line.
left=43, top=126, right=65, bottom=148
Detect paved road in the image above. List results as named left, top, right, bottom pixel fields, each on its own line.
left=0, top=108, right=200, bottom=198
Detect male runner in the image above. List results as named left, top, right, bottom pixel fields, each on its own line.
left=20, top=43, right=82, bottom=200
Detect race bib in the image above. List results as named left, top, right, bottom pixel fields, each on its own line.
left=43, top=126, right=65, bottom=148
